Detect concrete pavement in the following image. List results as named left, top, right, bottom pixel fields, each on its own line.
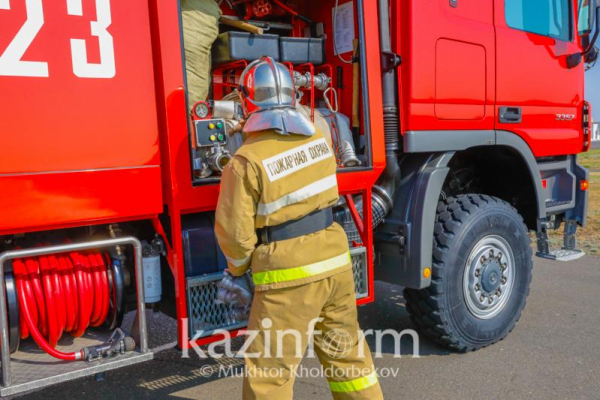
left=17, top=255, right=600, bottom=399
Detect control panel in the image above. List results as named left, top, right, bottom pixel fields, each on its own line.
left=194, top=119, right=227, bottom=147
left=192, top=118, right=232, bottom=180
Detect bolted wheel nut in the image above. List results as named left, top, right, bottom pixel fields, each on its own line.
left=489, top=250, right=494, bottom=257
left=501, top=277, right=507, bottom=284
left=480, top=295, right=485, bottom=302
left=475, top=284, right=480, bottom=291
left=480, top=256, right=486, bottom=264
left=488, top=297, right=494, bottom=304
left=475, top=269, right=481, bottom=277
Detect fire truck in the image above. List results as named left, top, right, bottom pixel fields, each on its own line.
left=0, top=0, right=594, bottom=395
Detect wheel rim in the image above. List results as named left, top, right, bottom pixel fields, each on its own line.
left=463, top=235, right=515, bottom=320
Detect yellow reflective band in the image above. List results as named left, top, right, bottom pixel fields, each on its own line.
left=252, top=252, right=351, bottom=286
left=329, top=371, right=379, bottom=393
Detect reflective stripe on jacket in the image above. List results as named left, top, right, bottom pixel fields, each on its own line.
left=215, top=127, right=351, bottom=291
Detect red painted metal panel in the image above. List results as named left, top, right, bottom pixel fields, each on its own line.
left=0, top=0, right=162, bottom=231
left=0, top=167, right=162, bottom=235
left=494, top=0, right=585, bottom=157
left=397, top=0, right=496, bottom=132
left=435, top=39, right=486, bottom=120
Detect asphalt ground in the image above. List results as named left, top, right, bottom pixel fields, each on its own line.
left=16, top=255, right=600, bottom=399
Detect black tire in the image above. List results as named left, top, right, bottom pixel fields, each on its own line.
left=404, top=194, right=533, bottom=352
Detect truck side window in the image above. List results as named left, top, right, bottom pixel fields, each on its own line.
left=578, top=0, right=591, bottom=35
left=505, top=0, right=572, bottom=41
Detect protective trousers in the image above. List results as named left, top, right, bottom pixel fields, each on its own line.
left=242, top=269, right=384, bottom=400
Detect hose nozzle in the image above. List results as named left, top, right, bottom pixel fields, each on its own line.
left=82, top=328, right=136, bottom=362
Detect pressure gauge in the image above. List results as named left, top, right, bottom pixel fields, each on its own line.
left=193, top=101, right=210, bottom=120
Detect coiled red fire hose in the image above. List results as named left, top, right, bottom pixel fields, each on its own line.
left=12, top=251, right=111, bottom=361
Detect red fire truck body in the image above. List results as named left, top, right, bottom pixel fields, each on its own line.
left=0, top=0, right=594, bottom=395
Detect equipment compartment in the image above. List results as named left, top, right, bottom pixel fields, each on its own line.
left=183, top=0, right=373, bottom=186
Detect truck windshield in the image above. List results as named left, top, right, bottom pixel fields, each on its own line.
left=578, top=0, right=592, bottom=35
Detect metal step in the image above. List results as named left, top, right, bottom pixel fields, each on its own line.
left=536, top=248, right=586, bottom=262
left=535, top=219, right=585, bottom=262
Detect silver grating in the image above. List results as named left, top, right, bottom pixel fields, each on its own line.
left=351, top=246, right=369, bottom=299
left=187, top=247, right=370, bottom=338
left=186, top=274, right=247, bottom=339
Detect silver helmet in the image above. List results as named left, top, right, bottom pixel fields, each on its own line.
left=239, top=56, right=315, bottom=136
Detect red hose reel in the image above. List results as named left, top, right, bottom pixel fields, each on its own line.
left=10, top=251, right=122, bottom=360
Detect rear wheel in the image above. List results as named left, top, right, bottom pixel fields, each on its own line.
left=404, top=194, right=533, bottom=352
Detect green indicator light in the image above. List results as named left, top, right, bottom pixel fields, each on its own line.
left=218, top=134, right=224, bottom=141
left=217, top=122, right=223, bottom=129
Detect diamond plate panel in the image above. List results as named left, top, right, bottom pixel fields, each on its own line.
left=550, top=248, right=585, bottom=261
left=186, top=274, right=247, bottom=339
left=350, top=246, right=368, bottom=299
left=0, top=330, right=153, bottom=397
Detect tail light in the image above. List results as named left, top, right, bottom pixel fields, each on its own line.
left=581, top=179, right=589, bottom=191
left=583, top=101, right=592, bottom=152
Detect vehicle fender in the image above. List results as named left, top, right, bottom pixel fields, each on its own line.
left=375, top=152, right=454, bottom=289
left=376, top=130, right=546, bottom=289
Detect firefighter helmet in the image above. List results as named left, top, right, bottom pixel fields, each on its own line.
left=238, top=56, right=315, bottom=136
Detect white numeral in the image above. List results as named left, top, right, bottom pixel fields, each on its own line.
left=0, top=0, right=49, bottom=77
left=67, top=0, right=115, bottom=78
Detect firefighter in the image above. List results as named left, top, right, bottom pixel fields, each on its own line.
left=215, top=57, right=383, bottom=400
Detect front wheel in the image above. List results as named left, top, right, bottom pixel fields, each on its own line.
left=404, top=194, right=533, bottom=352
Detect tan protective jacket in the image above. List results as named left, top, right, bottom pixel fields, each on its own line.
left=215, top=127, right=351, bottom=291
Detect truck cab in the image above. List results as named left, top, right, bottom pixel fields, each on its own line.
left=377, top=0, right=594, bottom=351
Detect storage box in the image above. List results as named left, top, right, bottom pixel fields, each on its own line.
left=182, top=213, right=227, bottom=277
left=212, top=31, right=280, bottom=65
left=280, top=37, right=325, bottom=65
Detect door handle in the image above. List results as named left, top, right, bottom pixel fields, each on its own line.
left=499, top=107, right=522, bottom=124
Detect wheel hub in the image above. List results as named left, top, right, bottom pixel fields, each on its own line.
left=480, top=259, right=502, bottom=295
left=463, top=235, right=515, bottom=319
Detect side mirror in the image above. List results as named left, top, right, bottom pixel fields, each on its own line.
left=568, top=4, right=600, bottom=68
